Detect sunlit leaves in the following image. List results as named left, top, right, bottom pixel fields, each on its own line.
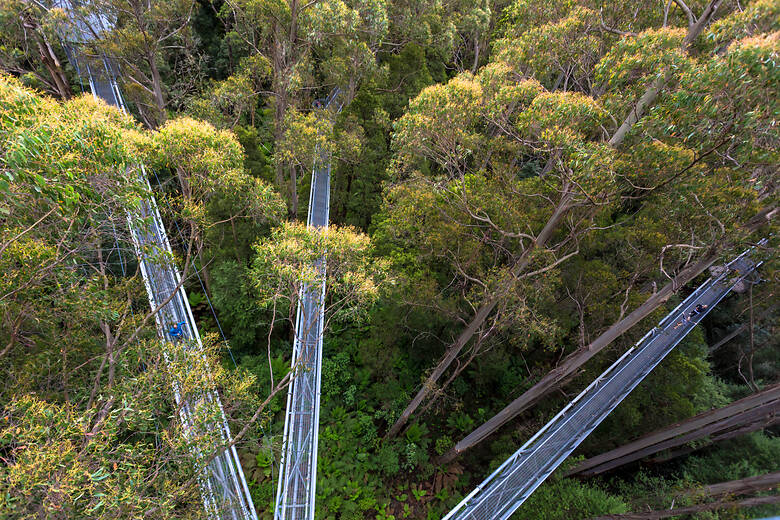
left=392, top=74, right=483, bottom=177
left=0, top=78, right=276, bottom=514
left=1, top=76, right=142, bottom=213
left=657, top=32, right=779, bottom=164
left=595, top=27, right=691, bottom=120
left=146, top=116, right=285, bottom=225
left=703, top=0, right=780, bottom=53
left=516, top=91, right=608, bottom=140
left=494, top=5, right=600, bottom=88
left=250, top=221, right=388, bottom=324
left=275, top=109, right=333, bottom=175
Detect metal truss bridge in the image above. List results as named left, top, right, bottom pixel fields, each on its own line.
left=443, top=244, right=763, bottom=520
left=274, top=88, right=343, bottom=520
left=60, top=9, right=258, bottom=518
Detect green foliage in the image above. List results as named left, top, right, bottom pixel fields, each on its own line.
left=187, top=55, right=272, bottom=128
left=495, top=5, right=600, bottom=88
left=703, top=0, right=780, bottom=52
left=250, top=221, right=388, bottom=324
left=322, top=351, right=354, bottom=401
left=681, top=431, right=780, bottom=484
left=76, top=0, right=201, bottom=124
left=0, top=395, right=198, bottom=519
left=2, top=1, right=779, bottom=518
left=511, top=474, right=627, bottom=520
left=0, top=0, right=73, bottom=98
left=233, top=123, right=276, bottom=184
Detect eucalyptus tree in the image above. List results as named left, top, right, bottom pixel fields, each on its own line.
left=0, top=74, right=194, bottom=517
left=431, top=0, right=778, bottom=460
left=68, top=0, right=201, bottom=127
left=0, top=74, right=286, bottom=519
left=141, top=116, right=286, bottom=294
left=383, top=0, right=778, bottom=440
left=0, top=74, right=143, bottom=371
left=382, top=59, right=617, bottom=437
left=249, top=221, right=390, bottom=384
left=0, top=0, right=72, bottom=98
left=218, top=0, right=389, bottom=216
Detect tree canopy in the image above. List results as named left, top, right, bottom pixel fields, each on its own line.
left=1, top=0, right=778, bottom=518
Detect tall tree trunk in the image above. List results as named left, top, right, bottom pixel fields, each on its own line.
left=608, top=72, right=671, bottom=147
left=437, top=249, right=721, bottom=463
left=147, top=51, right=166, bottom=122
left=608, top=0, right=725, bottom=147
left=36, top=34, right=72, bottom=99
left=386, top=191, right=573, bottom=439
left=273, top=93, right=287, bottom=198
left=272, top=19, right=292, bottom=214
left=591, top=495, right=780, bottom=520
left=197, top=246, right=213, bottom=296
left=471, top=31, right=480, bottom=74
left=290, top=162, right=299, bottom=218
left=567, top=384, right=780, bottom=476
left=20, top=14, right=72, bottom=99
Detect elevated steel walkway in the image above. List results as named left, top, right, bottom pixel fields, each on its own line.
left=444, top=245, right=763, bottom=520
left=274, top=88, right=342, bottom=520
left=60, top=11, right=258, bottom=517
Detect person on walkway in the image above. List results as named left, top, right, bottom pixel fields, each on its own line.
left=674, top=303, right=709, bottom=329
left=686, top=303, right=708, bottom=322
left=169, top=321, right=186, bottom=339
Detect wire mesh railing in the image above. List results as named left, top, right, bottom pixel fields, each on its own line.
left=59, top=7, right=258, bottom=517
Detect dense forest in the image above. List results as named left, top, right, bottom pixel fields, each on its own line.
left=0, top=0, right=778, bottom=518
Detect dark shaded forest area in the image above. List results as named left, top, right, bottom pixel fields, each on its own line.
left=0, top=0, right=778, bottom=518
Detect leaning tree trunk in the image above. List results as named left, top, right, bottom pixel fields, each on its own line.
left=290, top=162, right=298, bottom=218
left=385, top=191, right=573, bottom=439
left=691, top=470, right=780, bottom=500
left=389, top=0, right=734, bottom=441
left=591, top=495, right=780, bottom=520
left=437, top=202, right=774, bottom=464
left=567, top=384, right=780, bottom=476
left=436, top=249, right=721, bottom=463
left=651, top=412, right=780, bottom=464
left=21, top=14, right=72, bottom=99
left=36, top=34, right=72, bottom=99
left=147, top=51, right=166, bottom=122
